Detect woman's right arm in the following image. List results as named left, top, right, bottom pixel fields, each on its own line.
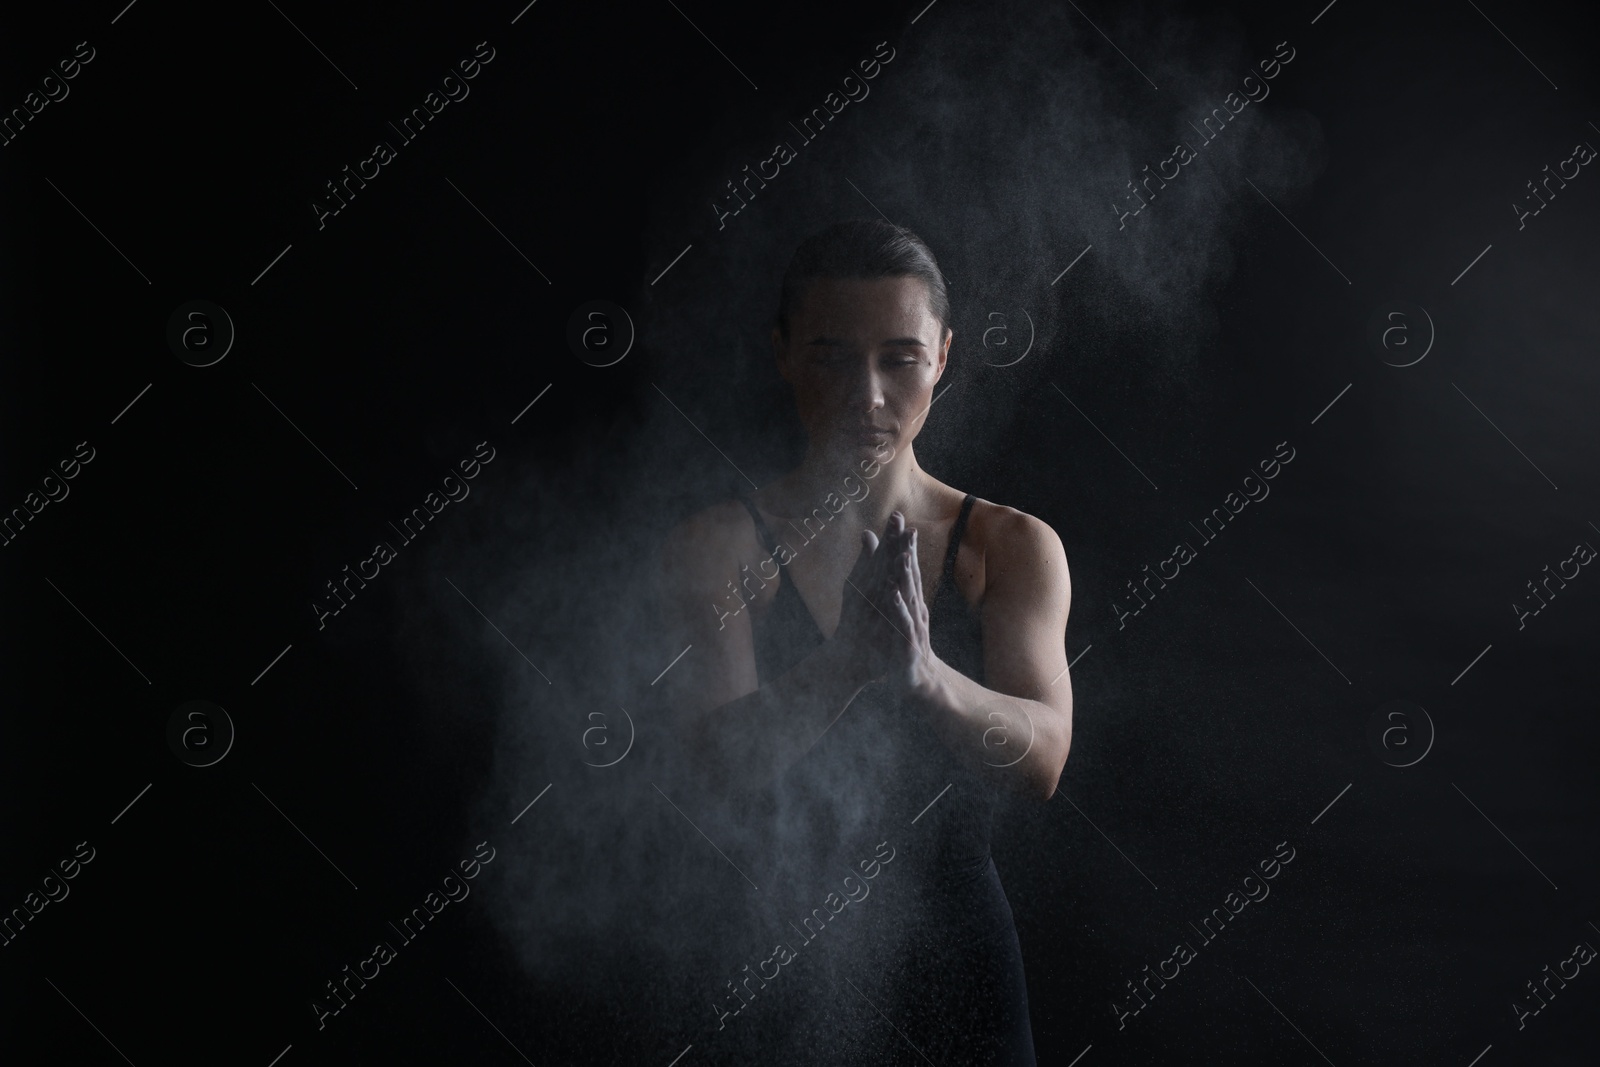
left=655, top=506, right=902, bottom=796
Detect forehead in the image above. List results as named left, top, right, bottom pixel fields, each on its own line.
left=792, top=276, right=937, bottom=336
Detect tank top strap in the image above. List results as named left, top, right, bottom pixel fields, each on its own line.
left=733, top=484, right=781, bottom=557
left=941, top=493, right=976, bottom=588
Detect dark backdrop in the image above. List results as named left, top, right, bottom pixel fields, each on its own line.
left=2, top=0, right=1597, bottom=1064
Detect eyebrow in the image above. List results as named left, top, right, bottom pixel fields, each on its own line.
left=805, top=336, right=927, bottom=347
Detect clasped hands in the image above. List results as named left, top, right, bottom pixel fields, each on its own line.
left=832, top=510, right=947, bottom=707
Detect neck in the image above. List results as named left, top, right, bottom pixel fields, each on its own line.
left=779, top=439, right=932, bottom=540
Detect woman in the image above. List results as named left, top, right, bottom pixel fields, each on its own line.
left=658, top=219, right=1074, bottom=1065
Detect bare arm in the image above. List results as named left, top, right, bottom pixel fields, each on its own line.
left=887, top=510, right=1074, bottom=801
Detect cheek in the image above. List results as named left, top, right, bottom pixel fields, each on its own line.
left=790, top=378, right=835, bottom=425
left=893, top=368, right=936, bottom=408
left=797, top=370, right=848, bottom=407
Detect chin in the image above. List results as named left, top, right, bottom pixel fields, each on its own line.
left=846, top=434, right=894, bottom=455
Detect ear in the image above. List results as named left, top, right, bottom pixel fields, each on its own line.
left=934, top=326, right=951, bottom=379
left=773, top=324, right=793, bottom=383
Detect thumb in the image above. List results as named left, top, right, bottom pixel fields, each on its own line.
left=851, top=528, right=881, bottom=581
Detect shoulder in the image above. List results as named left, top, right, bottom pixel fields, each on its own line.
left=967, top=497, right=1066, bottom=558
left=662, top=497, right=760, bottom=558
left=666, top=497, right=754, bottom=543
left=660, top=497, right=766, bottom=583
left=967, top=498, right=1070, bottom=598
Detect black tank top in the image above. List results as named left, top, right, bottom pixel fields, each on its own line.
left=732, top=486, right=996, bottom=886
left=699, top=487, right=1036, bottom=1066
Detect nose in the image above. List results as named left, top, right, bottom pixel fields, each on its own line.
left=845, top=358, right=886, bottom=416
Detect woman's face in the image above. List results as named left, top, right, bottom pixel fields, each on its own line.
left=774, top=275, right=951, bottom=462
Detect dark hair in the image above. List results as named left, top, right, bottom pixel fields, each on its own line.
left=774, top=219, right=950, bottom=340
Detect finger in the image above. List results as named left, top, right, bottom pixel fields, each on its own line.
left=852, top=527, right=879, bottom=581
left=905, top=545, right=929, bottom=636
left=889, top=514, right=912, bottom=573
left=873, top=516, right=912, bottom=597
left=894, top=540, right=917, bottom=605
left=869, top=550, right=901, bottom=614
left=844, top=531, right=881, bottom=624
left=861, top=528, right=896, bottom=607
left=883, top=510, right=905, bottom=548
left=907, top=526, right=926, bottom=606
left=871, top=519, right=902, bottom=578
left=896, top=530, right=930, bottom=645
left=869, top=527, right=895, bottom=586
left=896, top=552, right=922, bottom=632
left=885, top=527, right=914, bottom=600
left=871, top=546, right=905, bottom=614
left=889, top=588, right=915, bottom=631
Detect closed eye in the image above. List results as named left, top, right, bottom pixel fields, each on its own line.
left=811, top=353, right=851, bottom=366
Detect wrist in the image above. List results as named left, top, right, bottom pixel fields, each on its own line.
left=821, top=631, right=878, bottom=695
left=901, top=650, right=952, bottom=713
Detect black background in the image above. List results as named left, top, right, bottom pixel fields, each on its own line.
left=2, top=0, right=1597, bottom=1064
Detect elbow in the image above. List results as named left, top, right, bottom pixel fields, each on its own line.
left=1036, top=724, right=1071, bottom=802
left=686, top=712, right=768, bottom=799
left=1037, top=762, right=1063, bottom=802
left=682, top=713, right=735, bottom=795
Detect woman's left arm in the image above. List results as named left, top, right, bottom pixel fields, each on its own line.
left=890, top=509, right=1073, bottom=801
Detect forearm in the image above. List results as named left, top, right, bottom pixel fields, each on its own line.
left=690, top=636, right=875, bottom=795
left=912, top=660, right=1071, bottom=800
